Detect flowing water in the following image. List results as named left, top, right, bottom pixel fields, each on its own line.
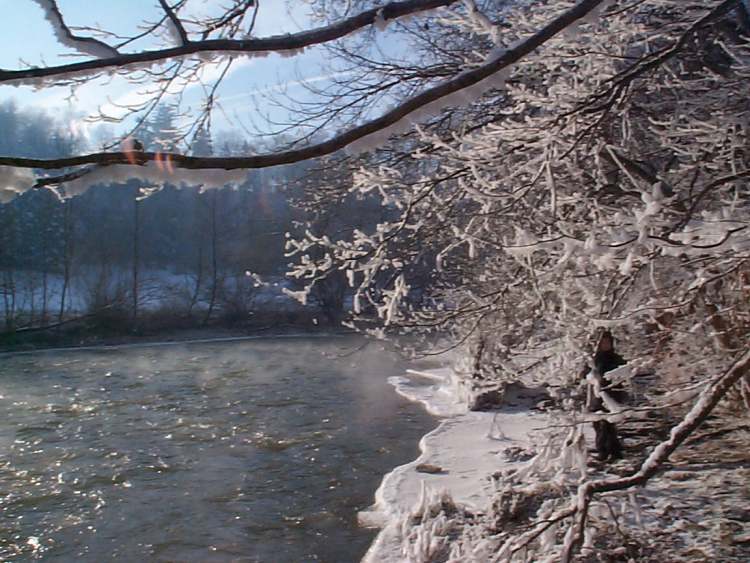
left=0, top=336, right=435, bottom=562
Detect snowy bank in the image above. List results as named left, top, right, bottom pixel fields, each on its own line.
left=360, top=366, right=550, bottom=562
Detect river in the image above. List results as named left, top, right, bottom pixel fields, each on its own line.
left=0, top=335, right=435, bottom=562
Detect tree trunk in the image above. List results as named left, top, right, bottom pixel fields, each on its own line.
left=132, top=196, right=140, bottom=328
left=203, top=190, right=218, bottom=326
left=58, top=199, right=73, bottom=324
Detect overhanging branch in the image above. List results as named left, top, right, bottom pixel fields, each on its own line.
left=32, top=0, right=120, bottom=58
left=2, top=0, right=458, bottom=85
left=1, top=0, right=608, bottom=179
left=158, top=0, right=190, bottom=46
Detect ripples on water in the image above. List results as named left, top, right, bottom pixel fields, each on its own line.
left=0, top=336, right=435, bottom=562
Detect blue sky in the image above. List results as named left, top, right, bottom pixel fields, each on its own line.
left=1, top=1, right=337, bottom=145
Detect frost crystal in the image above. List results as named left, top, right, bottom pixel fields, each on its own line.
left=63, top=163, right=248, bottom=197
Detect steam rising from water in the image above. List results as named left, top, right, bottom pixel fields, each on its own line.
left=0, top=336, right=434, bottom=562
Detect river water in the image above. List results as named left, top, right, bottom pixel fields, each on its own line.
left=0, top=336, right=435, bottom=562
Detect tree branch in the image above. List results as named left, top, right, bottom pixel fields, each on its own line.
left=560, top=345, right=750, bottom=562
left=503, top=347, right=750, bottom=560
left=569, top=0, right=741, bottom=119
left=2, top=0, right=608, bottom=178
left=158, top=0, right=190, bottom=46
left=31, top=0, right=119, bottom=59
left=3, top=0, right=458, bottom=84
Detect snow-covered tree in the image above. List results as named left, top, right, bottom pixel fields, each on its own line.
left=283, top=0, right=750, bottom=559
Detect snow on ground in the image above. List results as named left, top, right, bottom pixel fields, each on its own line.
left=0, top=269, right=309, bottom=319
left=360, top=365, right=550, bottom=562
left=358, top=365, right=750, bottom=562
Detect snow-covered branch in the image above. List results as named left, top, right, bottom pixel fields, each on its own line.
left=1, top=0, right=609, bottom=181
left=560, top=346, right=750, bottom=561
left=31, top=0, right=119, bottom=58
left=3, top=0, right=459, bottom=86
left=158, top=0, right=190, bottom=46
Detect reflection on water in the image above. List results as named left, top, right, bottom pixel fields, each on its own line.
left=0, top=336, right=434, bottom=562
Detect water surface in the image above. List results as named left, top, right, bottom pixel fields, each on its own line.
left=0, top=336, right=435, bottom=562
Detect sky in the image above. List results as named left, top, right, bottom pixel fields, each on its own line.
left=0, top=0, right=339, bottom=146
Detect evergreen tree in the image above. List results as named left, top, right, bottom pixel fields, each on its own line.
left=192, top=126, right=214, bottom=157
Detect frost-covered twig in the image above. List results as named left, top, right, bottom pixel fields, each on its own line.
left=3, top=0, right=460, bottom=85
left=565, top=0, right=741, bottom=119
left=494, top=348, right=750, bottom=561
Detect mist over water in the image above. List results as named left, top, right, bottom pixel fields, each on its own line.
left=0, top=336, right=435, bottom=562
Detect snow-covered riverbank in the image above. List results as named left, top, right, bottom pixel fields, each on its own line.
left=361, top=362, right=750, bottom=563
left=361, top=366, right=550, bottom=562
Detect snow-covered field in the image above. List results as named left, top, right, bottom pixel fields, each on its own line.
left=0, top=269, right=310, bottom=318
left=360, top=366, right=550, bottom=562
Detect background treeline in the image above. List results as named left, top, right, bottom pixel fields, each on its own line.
left=0, top=102, right=383, bottom=336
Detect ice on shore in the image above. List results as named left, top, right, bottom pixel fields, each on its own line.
left=360, top=366, right=549, bottom=562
